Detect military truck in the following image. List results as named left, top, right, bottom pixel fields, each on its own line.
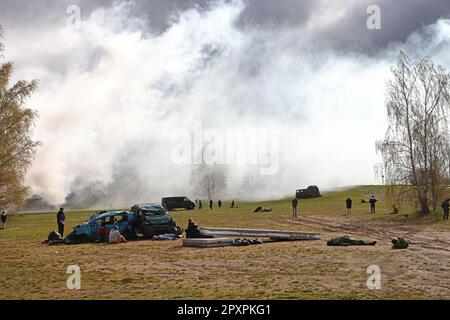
left=161, top=196, right=195, bottom=211
left=131, top=203, right=182, bottom=239
left=295, top=185, right=321, bottom=199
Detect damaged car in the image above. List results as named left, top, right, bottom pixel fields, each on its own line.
left=64, top=204, right=182, bottom=243
left=131, top=203, right=182, bottom=239
left=66, top=211, right=135, bottom=243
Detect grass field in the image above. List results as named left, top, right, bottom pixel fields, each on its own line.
left=1, top=185, right=449, bottom=300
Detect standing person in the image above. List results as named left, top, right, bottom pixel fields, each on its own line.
left=1, top=211, right=7, bottom=229
left=56, top=207, right=65, bottom=237
left=346, top=197, right=352, bottom=215
left=369, top=195, right=377, bottom=214
left=209, top=200, right=213, bottom=210
left=198, top=200, right=202, bottom=210
left=218, top=200, right=222, bottom=209
left=230, top=200, right=235, bottom=208
left=442, top=198, right=450, bottom=220
left=291, top=198, right=298, bottom=219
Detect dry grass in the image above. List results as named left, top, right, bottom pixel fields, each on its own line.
left=1, top=185, right=449, bottom=300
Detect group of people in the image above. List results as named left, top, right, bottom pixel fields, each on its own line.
left=291, top=195, right=450, bottom=219
left=291, top=195, right=379, bottom=219
left=195, top=199, right=236, bottom=210
left=103, top=225, right=127, bottom=243
left=55, top=207, right=126, bottom=244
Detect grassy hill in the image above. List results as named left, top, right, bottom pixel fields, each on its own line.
left=1, top=185, right=449, bottom=299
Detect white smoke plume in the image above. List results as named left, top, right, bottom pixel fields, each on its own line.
left=2, top=0, right=450, bottom=208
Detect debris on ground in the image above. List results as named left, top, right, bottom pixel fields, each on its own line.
left=183, top=238, right=234, bottom=247
left=185, top=219, right=320, bottom=241
left=231, top=238, right=263, bottom=246
left=392, top=237, right=409, bottom=249
left=182, top=237, right=264, bottom=248
left=327, top=235, right=377, bottom=246
left=152, top=233, right=180, bottom=240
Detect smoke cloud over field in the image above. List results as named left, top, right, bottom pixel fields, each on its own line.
left=1, top=0, right=450, bottom=208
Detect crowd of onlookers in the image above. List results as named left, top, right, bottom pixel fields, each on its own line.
left=290, top=195, right=450, bottom=220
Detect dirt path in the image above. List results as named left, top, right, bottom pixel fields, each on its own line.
left=294, top=215, right=450, bottom=266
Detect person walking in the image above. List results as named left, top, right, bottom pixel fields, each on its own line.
left=209, top=200, right=213, bottom=210
left=198, top=199, right=202, bottom=210
left=291, top=198, right=298, bottom=219
left=1, top=211, right=7, bottom=229
left=369, top=195, right=377, bottom=214
left=218, top=200, right=222, bottom=209
left=346, top=197, right=352, bottom=215
left=230, top=200, right=235, bottom=208
left=442, top=198, right=450, bottom=220
left=56, top=207, right=66, bottom=237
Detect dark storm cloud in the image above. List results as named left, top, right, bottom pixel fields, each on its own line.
left=1, top=0, right=450, bottom=52
left=0, top=0, right=212, bottom=33
left=237, top=0, right=318, bottom=28
left=317, top=0, right=450, bottom=53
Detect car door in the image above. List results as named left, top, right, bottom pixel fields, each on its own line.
left=116, top=213, right=130, bottom=234
left=87, top=218, right=101, bottom=240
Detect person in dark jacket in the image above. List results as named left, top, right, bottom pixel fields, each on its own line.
left=291, top=198, right=298, bottom=218
left=1, top=211, right=7, bottom=229
left=56, top=207, right=66, bottom=237
left=369, top=195, right=377, bottom=214
left=218, top=200, right=222, bottom=209
left=346, top=197, right=352, bottom=215
left=209, top=200, right=213, bottom=210
left=230, top=200, right=235, bottom=208
left=442, top=198, right=450, bottom=220
left=198, top=199, right=202, bottom=210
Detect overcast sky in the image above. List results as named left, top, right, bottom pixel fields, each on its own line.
left=1, top=0, right=450, bottom=207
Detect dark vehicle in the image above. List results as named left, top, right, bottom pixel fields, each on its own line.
left=131, top=203, right=182, bottom=239
left=161, top=196, right=195, bottom=211
left=296, top=185, right=321, bottom=199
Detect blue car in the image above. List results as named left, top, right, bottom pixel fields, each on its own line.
left=66, top=211, right=135, bottom=243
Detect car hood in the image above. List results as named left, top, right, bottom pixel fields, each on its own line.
left=144, top=215, right=172, bottom=225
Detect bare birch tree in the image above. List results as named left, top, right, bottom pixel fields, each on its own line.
left=190, top=163, right=227, bottom=201
left=377, top=51, right=450, bottom=214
